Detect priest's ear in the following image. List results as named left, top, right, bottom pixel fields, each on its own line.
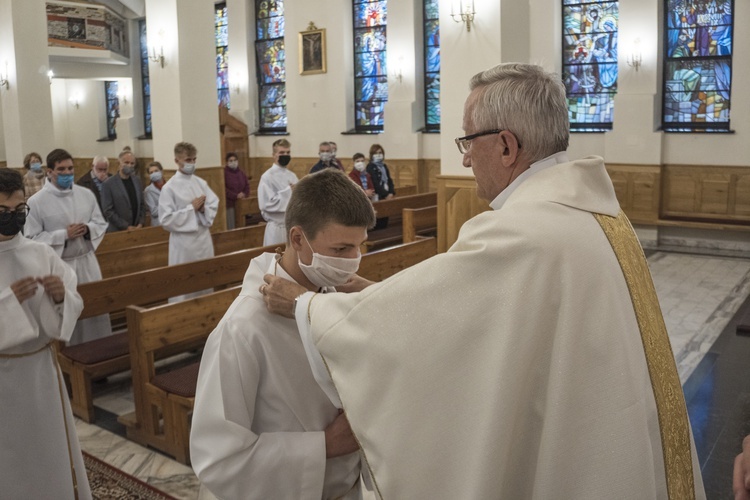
left=498, top=130, right=521, bottom=167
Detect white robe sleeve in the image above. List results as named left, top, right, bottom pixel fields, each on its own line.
left=24, top=203, right=67, bottom=256
left=85, top=199, right=108, bottom=251
left=38, top=246, right=83, bottom=342
left=196, top=182, right=219, bottom=228
left=191, top=319, right=328, bottom=500
left=159, top=187, right=199, bottom=233
left=258, top=179, right=292, bottom=218
left=296, top=292, right=342, bottom=408
left=0, top=287, right=38, bottom=351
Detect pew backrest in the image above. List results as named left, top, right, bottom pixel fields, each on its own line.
left=358, top=237, right=437, bottom=282
left=371, top=192, right=437, bottom=220
left=97, top=225, right=170, bottom=254
left=234, top=196, right=260, bottom=228
left=396, top=185, right=418, bottom=196
left=402, top=206, right=437, bottom=243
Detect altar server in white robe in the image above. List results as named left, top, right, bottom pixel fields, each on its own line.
left=262, top=64, right=706, bottom=500
left=0, top=169, right=92, bottom=500
left=258, top=138, right=298, bottom=246
left=191, top=170, right=372, bottom=500
left=159, top=142, right=219, bottom=302
left=26, top=148, right=112, bottom=345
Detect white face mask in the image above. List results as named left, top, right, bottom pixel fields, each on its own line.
left=182, top=163, right=196, bottom=175
left=354, top=161, right=366, bottom=172
left=319, top=152, right=332, bottom=163
left=227, top=161, right=238, bottom=170
left=372, top=153, right=384, bottom=164
left=298, top=232, right=361, bottom=287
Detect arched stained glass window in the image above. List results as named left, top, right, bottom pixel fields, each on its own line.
left=424, top=0, right=440, bottom=131
left=562, top=1, right=618, bottom=132
left=255, top=0, right=286, bottom=132
left=105, top=81, right=119, bottom=140
left=215, top=2, right=230, bottom=108
left=138, top=19, right=151, bottom=137
left=353, top=0, right=387, bottom=133
left=662, top=0, right=733, bottom=132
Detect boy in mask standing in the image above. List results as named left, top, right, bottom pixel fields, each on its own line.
left=159, top=142, right=219, bottom=302
left=191, top=169, right=374, bottom=500
left=257, top=138, right=298, bottom=246
left=26, top=148, right=112, bottom=345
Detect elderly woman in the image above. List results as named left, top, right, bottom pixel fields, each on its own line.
left=22, top=152, right=45, bottom=201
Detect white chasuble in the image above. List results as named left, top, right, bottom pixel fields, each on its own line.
left=298, top=157, right=705, bottom=499
left=158, top=171, right=219, bottom=302
left=26, top=182, right=112, bottom=345
left=0, top=235, right=91, bottom=499
left=191, top=253, right=361, bottom=500
left=257, top=164, right=298, bottom=246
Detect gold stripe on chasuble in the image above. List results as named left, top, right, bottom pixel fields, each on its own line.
left=594, top=211, right=695, bottom=500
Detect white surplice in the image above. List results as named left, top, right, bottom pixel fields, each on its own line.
left=158, top=171, right=219, bottom=302
left=257, top=164, right=298, bottom=246
left=190, top=253, right=362, bottom=500
left=26, top=182, right=112, bottom=345
left=295, top=156, right=706, bottom=499
left=0, top=234, right=92, bottom=500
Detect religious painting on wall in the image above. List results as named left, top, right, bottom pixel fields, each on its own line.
left=353, top=0, right=388, bottom=132
left=662, top=0, right=733, bottom=132
left=299, top=24, right=327, bottom=75
left=561, top=0, right=618, bottom=132
left=255, top=0, right=287, bottom=132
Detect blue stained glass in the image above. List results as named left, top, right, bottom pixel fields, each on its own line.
left=257, top=17, right=285, bottom=39
left=426, top=47, right=440, bottom=73
left=216, top=25, right=228, bottom=46
left=426, top=74, right=440, bottom=99
left=354, top=1, right=387, bottom=28
left=256, top=0, right=286, bottom=131
left=356, top=101, right=385, bottom=127
left=355, top=27, right=386, bottom=53
left=215, top=3, right=229, bottom=108
left=425, top=0, right=438, bottom=19
left=562, top=1, right=618, bottom=131
left=425, top=20, right=439, bottom=47
left=105, top=81, right=119, bottom=139
left=260, top=84, right=286, bottom=108
left=138, top=19, right=151, bottom=135
left=424, top=0, right=440, bottom=129
left=256, top=40, right=286, bottom=84
left=356, top=52, right=387, bottom=77
left=356, top=77, right=388, bottom=101
left=662, top=0, right=733, bottom=131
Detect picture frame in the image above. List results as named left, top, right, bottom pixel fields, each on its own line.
left=299, top=24, right=327, bottom=75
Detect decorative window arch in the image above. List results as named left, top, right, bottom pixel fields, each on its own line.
left=255, top=0, right=287, bottom=132
left=424, top=0, right=440, bottom=131
left=662, top=0, right=734, bottom=132
left=562, top=1, right=619, bottom=132
left=353, top=0, right=388, bottom=133
left=215, top=2, right=230, bottom=108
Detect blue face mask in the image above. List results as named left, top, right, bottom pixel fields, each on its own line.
left=56, top=173, right=75, bottom=189
left=30, top=162, right=43, bottom=172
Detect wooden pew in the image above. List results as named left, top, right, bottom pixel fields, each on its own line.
left=366, top=192, right=438, bottom=251
left=97, top=225, right=169, bottom=253
left=123, top=287, right=241, bottom=463
left=60, top=244, right=278, bottom=422
left=96, top=223, right=266, bottom=278
left=120, top=237, right=438, bottom=463
left=396, top=184, right=418, bottom=196
left=234, top=195, right=261, bottom=228
left=402, top=206, right=437, bottom=243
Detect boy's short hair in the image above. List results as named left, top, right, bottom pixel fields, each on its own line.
left=0, top=168, right=24, bottom=196
left=285, top=169, right=376, bottom=241
left=46, top=149, right=73, bottom=170
left=352, top=153, right=365, bottom=161
left=272, top=139, right=291, bottom=152
left=174, top=142, right=197, bottom=157
left=148, top=161, right=163, bottom=171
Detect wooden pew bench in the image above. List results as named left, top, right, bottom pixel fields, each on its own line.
left=366, top=193, right=438, bottom=251
left=96, top=225, right=169, bottom=254
left=59, top=244, right=277, bottom=422
left=234, top=195, right=263, bottom=228
left=119, top=236, right=438, bottom=463
left=402, top=206, right=437, bottom=243
left=96, top=223, right=266, bottom=278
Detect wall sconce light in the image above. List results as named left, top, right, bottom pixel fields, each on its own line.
left=391, top=57, right=404, bottom=84
left=451, top=0, right=476, bottom=32
left=0, top=62, right=10, bottom=90
left=118, top=92, right=128, bottom=105
left=69, top=95, right=81, bottom=109
left=233, top=73, right=241, bottom=94
left=47, top=70, right=54, bottom=85
left=149, top=30, right=166, bottom=68
left=627, top=38, right=643, bottom=71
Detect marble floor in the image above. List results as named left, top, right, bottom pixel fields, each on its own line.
left=74, top=249, right=750, bottom=499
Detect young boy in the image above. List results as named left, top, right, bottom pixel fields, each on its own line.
left=0, top=169, right=92, bottom=499
left=191, top=170, right=375, bottom=499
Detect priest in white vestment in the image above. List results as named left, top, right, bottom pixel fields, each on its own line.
left=262, top=64, right=706, bottom=499
left=26, top=148, right=112, bottom=345
left=0, top=169, right=92, bottom=500
left=191, top=170, right=374, bottom=499
left=258, top=138, right=298, bottom=246
left=159, top=142, right=219, bottom=302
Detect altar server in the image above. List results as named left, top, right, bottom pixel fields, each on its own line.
left=257, top=138, right=298, bottom=246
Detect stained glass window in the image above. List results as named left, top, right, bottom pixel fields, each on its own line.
left=255, top=0, right=286, bottom=132
left=662, top=0, right=733, bottom=132
left=104, top=81, right=119, bottom=140
left=138, top=19, right=152, bottom=137
left=353, top=0, right=387, bottom=132
left=216, top=3, right=230, bottom=108
left=562, top=1, right=618, bottom=132
left=424, top=0, right=440, bottom=131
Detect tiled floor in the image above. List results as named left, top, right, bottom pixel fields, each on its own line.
left=74, top=249, right=750, bottom=499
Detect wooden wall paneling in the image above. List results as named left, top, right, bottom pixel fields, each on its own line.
left=736, top=174, right=750, bottom=217
left=436, top=175, right=490, bottom=253
left=604, top=164, right=660, bottom=223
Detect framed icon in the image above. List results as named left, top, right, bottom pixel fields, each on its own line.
left=299, top=23, right=327, bottom=75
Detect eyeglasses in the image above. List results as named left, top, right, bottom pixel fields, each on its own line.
left=454, top=129, right=522, bottom=154
left=0, top=204, right=29, bottom=222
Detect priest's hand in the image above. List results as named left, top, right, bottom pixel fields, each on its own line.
left=336, top=274, right=375, bottom=293
left=261, top=274, right=306, bottom=319
left=11, top=277, right=39, bottom=304
left=325, top=410, right=359, bottom=458
left=38, top=275, right=65, bottom=304
left=734, top=435, right=750, bottom=500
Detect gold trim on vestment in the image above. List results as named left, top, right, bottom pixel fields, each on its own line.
left=594, top=211, right=695, bottom=500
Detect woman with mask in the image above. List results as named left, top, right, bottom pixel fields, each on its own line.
left=365, top=144, right=395, bottom=228
left=144, top=161, right=165, bottom=226
left=22, top=152, right=45, bottom=201
left=224, top=152, right=250, bottom=230
left=348, top=152, right=376, bottom=201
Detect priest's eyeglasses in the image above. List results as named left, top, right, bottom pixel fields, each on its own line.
left=0, top=204, right=29, bottom=222
left=455, top=129, right=501, bottom=154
